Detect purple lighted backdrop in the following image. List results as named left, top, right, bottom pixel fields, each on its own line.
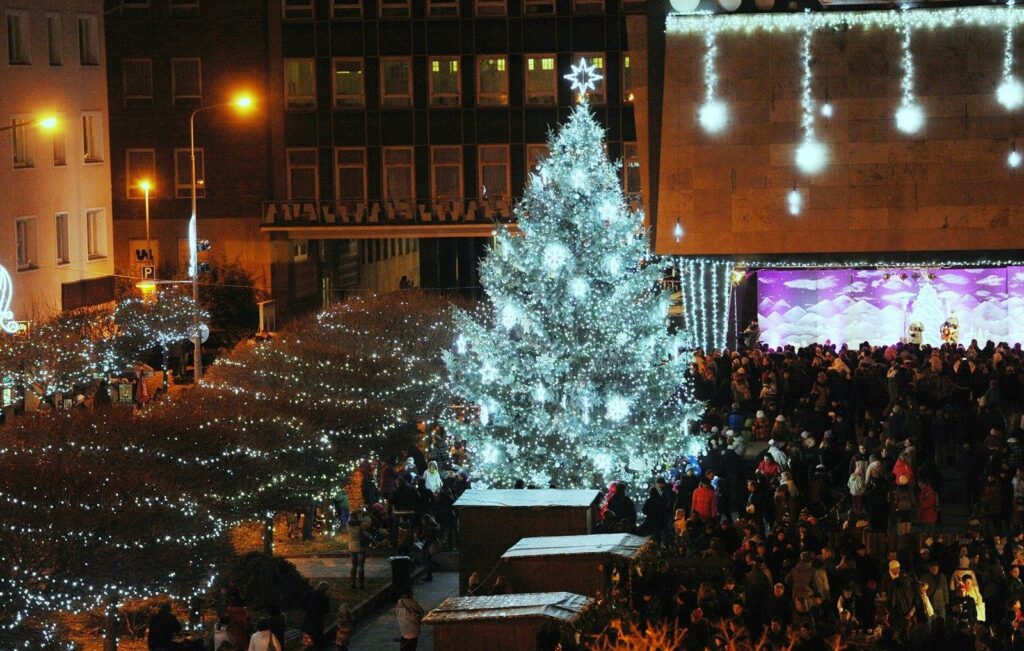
left=757, top=267, right=1024, bottom=348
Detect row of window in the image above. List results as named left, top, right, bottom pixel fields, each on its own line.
left=121, top=58, right=202, bottom=102
left=282, top=0, right=645, bottom=19
left=286, top=53, right=633, bottom=110
left=13, top=210, right=107, bottom=272
left=122, top=142, right=640, bottom=201
left=9, top=112, right=105, bottom=169
left=358, top=238, right=419, bottom=265
left=4, top=9, right=100, bottom=67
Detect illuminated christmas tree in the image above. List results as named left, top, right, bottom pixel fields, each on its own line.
left=444, top=62, right=702, bottom=489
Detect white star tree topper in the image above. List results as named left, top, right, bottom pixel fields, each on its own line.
left=565, top=57, right=603, bottom=99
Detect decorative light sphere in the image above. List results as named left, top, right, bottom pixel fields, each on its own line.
left=795, top=140, right=828, bottom=174
left=820, top=103, right=834, bottom=118
left=569, top=277, right=589, bottom=299
left=895, top=103, right=925, bottom=134
left=605, top=394, right=632, bottom=422
left=997, top=77, right=1024, bottom=110
left=1009, top=149, right=1023, bottom=168
left=698, top=99, right=728, bottom=133
left=673, top=221, right=684, bottom=243
left=787, top=189, right=802, bottom=216
left=542, top=242, right=571, bottom=270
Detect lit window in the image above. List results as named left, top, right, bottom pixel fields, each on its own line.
left=335, top=148, right=366, bottom=209
left=285, top=59, right=316, bottom=109
left=572, top=53, right=605, bottom=104
left=524, top=0, right=555, bottom=15
left=82, top=112, right=104, bottom=163
left=78, top=15, right=99, bottom=66
left=477, top=56, right=508, bottom=106
left=525, top=55, right=556, bottom=106
left=429, top=0, right=458, bottom=16
left=332, top=0, right=362, bottom=17
left=126, top=149, right=156, bottom=199
left=6, top=11, right=30, bottom=65
left=379, top=0, right=410, bottom=17
left=429, top=57, right=460, bottom=107
left=383, top=147, right=414, bottom=201
left=46, top=13, right=62, bottom=66
left=15, top=218, right=37, bottom=270
left=287, top=148, right=319, bottom=199
left=56, top=213, right=70, bottom=265
left=381, top=58, right=412, bottom=108
left=623, top=142, right=640, bottom=195
left=86, top=209, right=107, bottom=259
left=333, top=58, right=364, bottom=108
left=431, top=146, right=462, bottom=199
left=475, top=0, right=506, bottom=15
left=622, top=54, right=634, bottom=103
left=123, top=59, right=153, bottom=100
left=573, top=0, right=603, bottom=13
left=478, top=145, right=509, bottom=199
left=10, top=118, right=32, bottom=169
left=174, top=148, right=205, bottom=198
left=172, top=58, right=202, bottom=101
left=282, top=0, right=313, bottom=20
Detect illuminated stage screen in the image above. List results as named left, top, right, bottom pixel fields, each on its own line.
left=757, top=267, right=1024, bottom=349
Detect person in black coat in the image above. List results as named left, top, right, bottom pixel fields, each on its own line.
left=147, top=603, right=182, bottom=651
left=302, top=582, right=331, bottom=650
left=641, top=485, right=669, bottom=543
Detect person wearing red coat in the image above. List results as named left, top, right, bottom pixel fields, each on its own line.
left=917, top=479, right=939, bottom=535
left=691, top=480, right=718, bottom=522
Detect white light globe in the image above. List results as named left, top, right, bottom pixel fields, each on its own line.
left=1009, top=149, right=1022, bottom=168
left=787, top=189, right=802, bottom=216
left=698, top=99, right=728, bottom=134
left=997, top=77, right=1024, bottom=110
left=795, top=140, right=828, bottom=174
left=895, top=103, right=924, bottom=134
left=820, top=103, right=834, bottom=118
left=569, top=277, right=589, bottom=299
left=500, top=304, right=520, bottom=330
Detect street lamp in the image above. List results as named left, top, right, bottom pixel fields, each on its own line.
left=135, top=179, right=157, bottom=299
left=188, top=93, right=255, bottom=384
left=0, top=115, right=58, bottom=133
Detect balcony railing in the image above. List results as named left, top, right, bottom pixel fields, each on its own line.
left=262, top=194, right=643, bottom=228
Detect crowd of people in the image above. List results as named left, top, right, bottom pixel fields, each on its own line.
left=596, top=338, right=1024, bottom=649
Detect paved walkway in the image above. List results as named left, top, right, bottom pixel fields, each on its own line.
left=287, top=555, right=393, bottom=580
left=349, top=572, right=458, bottom=651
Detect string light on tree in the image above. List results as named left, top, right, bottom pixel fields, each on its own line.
left=698, top=16, right=727, bottom=134
left=444, top=90, right=702, bottom=488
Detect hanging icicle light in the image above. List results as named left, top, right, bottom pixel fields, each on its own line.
left=795, top=16, right=827, bottom=174
left=895, top=8, right=925, bottom=134
left=698, top=17, right=727, bottom=133
left=998, top=0, right=1024, bottom=110
left=674, top=218, right=684, bottom=242
left=1010, top=142, right=1023, bottom=168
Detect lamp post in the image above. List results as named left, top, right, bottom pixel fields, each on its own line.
left=188, top=95, right=254, bottom=384
left=0, top=115, right=58, bottom=133
left=134, top=179, right=158, bottom=300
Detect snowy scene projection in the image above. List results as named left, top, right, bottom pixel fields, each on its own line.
left=757, top=267, right=1024, bottom=349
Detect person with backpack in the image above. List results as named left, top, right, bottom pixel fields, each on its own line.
left=396, top=587, right=425, bottom=651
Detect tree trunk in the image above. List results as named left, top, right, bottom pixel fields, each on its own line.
left=263, top=514, right=275, bottom=556
left=302, top=499, right=315, bottom=541
left=103, top=594, right=118, bottom=651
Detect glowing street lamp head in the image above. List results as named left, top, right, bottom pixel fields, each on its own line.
left=138, top=179, right=153, bottom=193
left=233, top=95, right=255, bottom=110
left=38, top=116, right=58, bottom=130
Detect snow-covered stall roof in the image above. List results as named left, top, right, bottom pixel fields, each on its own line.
left=423, top=592, right=591, bottom=624
left=501, top=533, right=648, bottom=560
left=454, top=489, right=601, bottom=509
